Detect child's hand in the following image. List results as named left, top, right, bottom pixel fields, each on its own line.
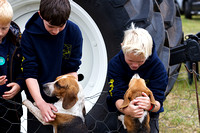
left=2, top=82, right=21, bottom=100
left=0, top=75, right=7, bottom=85
left=124, top=100, right=145, bottom=118
left=36, top=100, right=57, bottom=123
left=134, top=92, right=151, bottom=111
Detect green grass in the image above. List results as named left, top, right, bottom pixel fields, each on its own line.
left=181, top=15, right=200, bottom=35
left=160, top=71, right=200, bottom=132
left=159, top=15, right=200, bottom=133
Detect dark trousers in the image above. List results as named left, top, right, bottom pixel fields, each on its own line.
left=0, top=117, right=21, bottom=133
left=149, top=113, right=159, bottom=133
left=27, top=111, right=53, bottom=133
left=0, top=98, right=22, bottom=133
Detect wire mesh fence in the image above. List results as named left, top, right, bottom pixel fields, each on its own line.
left=160, top=64, right=200, bottom=133
left=0, top=64, right=200, bottom=133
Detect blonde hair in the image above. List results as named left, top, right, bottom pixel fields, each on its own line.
left=0, top=0, right=13, bottom=25
left=121, top=23, right=153, bottom=60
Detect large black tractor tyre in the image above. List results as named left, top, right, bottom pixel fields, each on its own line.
left=73, top=0, right=183, bottom=132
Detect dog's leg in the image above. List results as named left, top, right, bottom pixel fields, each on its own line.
left=23, top=99, right=48, bottom=125
left=118, top=115, right=127, bottom=129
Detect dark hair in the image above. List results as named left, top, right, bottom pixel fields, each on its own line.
left=39, top=0, right=71, bottom=26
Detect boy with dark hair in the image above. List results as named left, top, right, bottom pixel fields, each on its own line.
left=0, top=0, right=25, bottom=132
left=21, top=0, right=83, bottom=132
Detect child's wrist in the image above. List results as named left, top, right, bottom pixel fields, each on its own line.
left=148, top=104, right=155, bottom=112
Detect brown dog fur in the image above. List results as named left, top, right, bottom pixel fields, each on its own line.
left=120, top=74, right=156, bottom=133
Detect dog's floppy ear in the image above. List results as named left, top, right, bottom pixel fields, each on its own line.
left=120, top=80, right=136, bottom=109
left=120, top=90, right=131, bottom=109
left=62, top=85, right=78, bottom=109
left=147, top=89, right=156, bottom=105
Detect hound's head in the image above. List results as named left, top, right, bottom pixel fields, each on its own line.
left=43, top=74, right=81, bottom=109
left=120, top=73, right=156, bottom=109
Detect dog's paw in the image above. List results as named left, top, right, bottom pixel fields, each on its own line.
left=118, top=115, right=126, bottom=129
left=118, top=115, right=124, bottom=121
left=22, top=99, right=32, bottom=106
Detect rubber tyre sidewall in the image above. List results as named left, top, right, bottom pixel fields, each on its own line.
left=185, top=0, right=192, bottom=19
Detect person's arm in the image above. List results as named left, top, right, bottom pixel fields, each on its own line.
left=26, top=78, right=57, bottom=122
left=107, top=55, right=129, bottom=112
left=21, top=30, right=57, bottom=122
left=68, top=72, right=78, bottom=80
left=146, top=58, right=168, bottom=112
left=62, top=23, right=83, bottom=75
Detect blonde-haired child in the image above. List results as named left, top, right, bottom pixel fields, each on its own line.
left=0, top=0, right=25, bottom=132
left=121, top=23, right=153, bottom=60
left=0, top=0, right=13, bottom=25
left=107, top=23, right=168, bottom=133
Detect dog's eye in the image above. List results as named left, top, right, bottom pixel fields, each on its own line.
left=55, top=82, right=62, bottom=88
left=55, top=82, right=68, bottom=89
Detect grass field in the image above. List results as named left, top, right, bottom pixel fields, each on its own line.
left=159, top=15, right=200, bottom=133
left=181, top=15, right=200, bottom=35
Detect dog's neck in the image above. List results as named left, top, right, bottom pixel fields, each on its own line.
left=139, top=111, right=147, bottom=123
left=54, top=91, right=85, bottom=122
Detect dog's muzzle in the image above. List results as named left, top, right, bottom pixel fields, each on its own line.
left=43, top=82, right=54, bottom=97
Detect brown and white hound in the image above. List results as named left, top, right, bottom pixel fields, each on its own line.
left=23, top=74, right=88, bottom=133
left=118, top=74, right=156, bottom=133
